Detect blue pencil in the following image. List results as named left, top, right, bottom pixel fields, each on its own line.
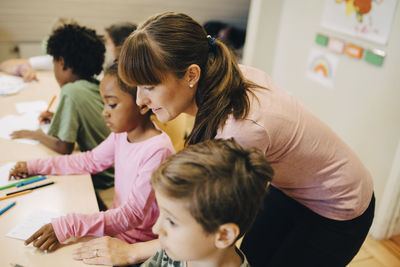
left=0, top=201, right=16, bottom=215
left=16, top=176, right=46, bottom=187
left=0, top=175, right=41, bottom=191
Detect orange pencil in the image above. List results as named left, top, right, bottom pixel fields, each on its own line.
left=39, top=95, right=56, bottom=123
left=0, top=190, right=32, bottom=201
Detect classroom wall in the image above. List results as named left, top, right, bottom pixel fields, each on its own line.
left=242, top=0, right=283, bottom=74
left=0, top=0, right=250, bottom=60
left=244, top=0, right=400, bottom=238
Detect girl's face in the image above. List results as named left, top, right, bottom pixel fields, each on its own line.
left=152, top=190, right=218, bottom=262
left=136, top=73, right=197, bottom=123
left=100, top=74, right=141, bottom=136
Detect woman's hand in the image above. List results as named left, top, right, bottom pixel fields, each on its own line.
left=10, top=128, right=45, bottom=140
left=73, top=236, right=150, bottom=266
left=8, top=161, right=28, bottom=180
left=25, top=223, right=61, bottom=252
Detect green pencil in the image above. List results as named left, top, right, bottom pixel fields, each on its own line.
left=0, top=175, right=41, bottom=191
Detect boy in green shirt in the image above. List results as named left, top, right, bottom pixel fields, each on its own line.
left=11, top=24, right=114, bottom=194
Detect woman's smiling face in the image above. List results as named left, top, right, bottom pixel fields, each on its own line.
left=136, top=72, right=197, bottom=123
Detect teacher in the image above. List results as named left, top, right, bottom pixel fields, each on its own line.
left=78, top=11, right=375, bottom=267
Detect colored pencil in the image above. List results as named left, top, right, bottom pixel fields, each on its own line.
left=0, top=201, right=16, bottom=215
left=0, top=190, right=31, bottom=201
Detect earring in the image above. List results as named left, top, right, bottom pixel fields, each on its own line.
left=139, top=105, right=150, bottom=115
left=189, top=84, right=193, bottom=88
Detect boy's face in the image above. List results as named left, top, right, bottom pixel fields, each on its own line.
left=53, top=58, right=71, bottom=87
left=153, top=190, right=218, bottom=262
left=100, top=74, right=141, bottom=136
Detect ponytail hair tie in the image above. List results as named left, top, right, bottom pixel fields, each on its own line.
left=207, top=35, right=216, bottom=52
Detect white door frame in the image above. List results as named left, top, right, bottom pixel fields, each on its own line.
left=370, top=139, right=400, bottom=240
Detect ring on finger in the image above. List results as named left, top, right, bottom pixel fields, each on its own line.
left=93, top=249, right=99, bottom=258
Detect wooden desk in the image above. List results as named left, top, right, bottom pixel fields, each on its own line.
left=0, top=71, right=100, bottom=266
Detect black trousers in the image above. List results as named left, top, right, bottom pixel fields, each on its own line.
left=241, top=186, right=375, bottom=267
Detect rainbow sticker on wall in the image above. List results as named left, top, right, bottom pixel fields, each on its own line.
left=306, top=48, right=339, bottom=88
left=312, top=57, right=331, bottom=78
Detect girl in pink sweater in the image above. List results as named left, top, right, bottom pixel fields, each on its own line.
left=9, top=62, right=175, bottom=252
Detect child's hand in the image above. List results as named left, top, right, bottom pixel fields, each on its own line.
left=25, top=223, right=60, bottom=252
left=10, top=128, right=45, bottom=140
left=8, top=161, right=28, bottom=180
left=18, top=64, right=38, bottom=82
left=39, top=111, right=54, bottom=124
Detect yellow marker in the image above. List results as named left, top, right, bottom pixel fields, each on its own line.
left=0, top=190, right=32, bottom=201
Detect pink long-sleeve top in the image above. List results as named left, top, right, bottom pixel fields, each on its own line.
left=216, top=65, right=373, bottom=221
left=27, top=132, right=175, bottom=243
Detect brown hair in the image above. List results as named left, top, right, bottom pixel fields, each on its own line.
left=119, top=12, right=262, bottom=145
left=151, top=139, right=273, bottom=239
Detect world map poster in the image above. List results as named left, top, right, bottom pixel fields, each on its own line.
left=321, top=0, right=398, bottom=44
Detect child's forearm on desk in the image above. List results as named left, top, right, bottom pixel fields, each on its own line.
left=37, top=134, right=74, bottom=155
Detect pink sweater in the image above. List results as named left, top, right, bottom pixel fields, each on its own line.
left=27, top=132, right=175, bottom=243
left=216, top=65, right=373, bottom=221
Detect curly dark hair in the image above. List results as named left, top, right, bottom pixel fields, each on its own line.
left=47, top=24, right=105, bottom=80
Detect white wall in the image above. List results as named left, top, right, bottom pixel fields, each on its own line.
left=244, top=0, right=400, bottom=237
left=0, top=0, right=250, bottom=60
left=243, top=0, right=283, bottom=74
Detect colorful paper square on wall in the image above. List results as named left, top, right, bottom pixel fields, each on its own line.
left=345, top=44, right=363, bottom=58
left=306, top=48, right=339, bottom=88
left=364, top=49, right=385, bottom=66
left=328, top=38, right=345, bottom=53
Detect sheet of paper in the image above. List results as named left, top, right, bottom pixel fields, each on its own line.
left=0, top=75, right=31, bottom=96
left=40, top=123, right=51, bottom=134
left=6, top=210, right=62, bottom=240
left=0, top=162, right=17, bottom=187
left=0, top=112, right=40, bottom=145
left=15, top=100, right=47, bottom=114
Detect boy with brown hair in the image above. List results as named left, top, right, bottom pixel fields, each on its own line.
left=143, top=138, right=274, bottom=267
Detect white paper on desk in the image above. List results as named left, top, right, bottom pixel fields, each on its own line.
left=15, top=101, right=47, bottom=114
left=0, top=162, right=17, bottom=187
left=40, top=122, right=51, bottom=134
left=0, top=75, right=31, bottom=96
left=6, top=210, right=62, bottom=240
left=0, top=112, right=40, bottom=145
